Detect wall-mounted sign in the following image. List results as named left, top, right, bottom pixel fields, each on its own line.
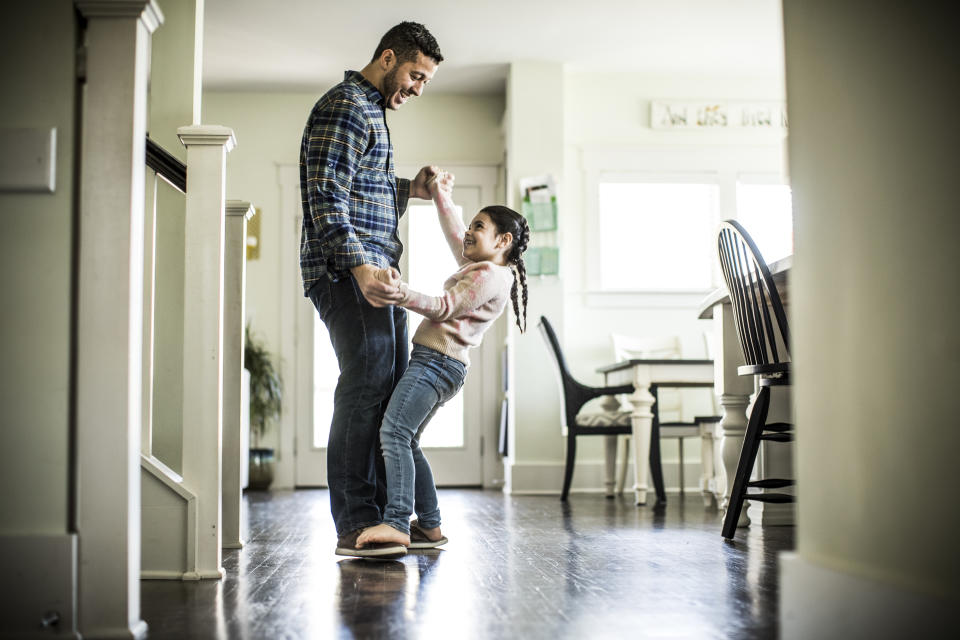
left=651, top=101, right=787, bottom=131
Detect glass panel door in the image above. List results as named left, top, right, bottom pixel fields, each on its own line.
left=401, top=183, right=483, bottom=485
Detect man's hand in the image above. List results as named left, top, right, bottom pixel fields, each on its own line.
left=351, top=264, right=403, bottom=307
left=410, top=165, right=440, bottom=199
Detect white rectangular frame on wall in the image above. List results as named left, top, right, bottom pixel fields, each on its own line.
left=581, top=145, right=786, bottom=308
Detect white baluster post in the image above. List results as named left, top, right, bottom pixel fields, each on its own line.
left=74, top=1, right=162, bottom=636
left=223, top=200, right=254, bottom=550
left=177, top=125, right=235, bottom=579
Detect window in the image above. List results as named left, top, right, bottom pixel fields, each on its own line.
left=598, top=181, right=718, bottom=291
left=585, top=146, right=789, bottom=298
left=735, top=181, right=793, bottom=263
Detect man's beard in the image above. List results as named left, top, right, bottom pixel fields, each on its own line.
left=383, top=67, right=402, bottom=110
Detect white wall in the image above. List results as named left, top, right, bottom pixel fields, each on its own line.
left=781, top=1, right=957, bottom=634
left=0, top=1, right=77, bottom=535
left=497, top=68, right=786, bottom=491
left=0, top=3, right=79, bottom=635
left=502, top=62, right=568, bottom=489
left=563, top=71, right=786, bottom=380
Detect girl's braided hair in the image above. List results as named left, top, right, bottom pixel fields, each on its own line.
left=479, top=205, right=530, bottom=333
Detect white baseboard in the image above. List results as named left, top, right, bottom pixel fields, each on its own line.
left=182, top=569, right=226, bottom=581
left=0, top=534, right=80, bottom=639
left=140, top=570, right=188, bottom=581
left=505, top=459, right=704, bottom=495
left=780, top=552, right=957, bottom=639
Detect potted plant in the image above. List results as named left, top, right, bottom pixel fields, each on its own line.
left=245, top=325, right=282, bottom=490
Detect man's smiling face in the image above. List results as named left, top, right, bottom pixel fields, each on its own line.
left=382, top=51, right=438, bottom=110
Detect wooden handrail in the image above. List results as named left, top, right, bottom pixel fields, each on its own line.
left=145, top=136, right=186, bottom=193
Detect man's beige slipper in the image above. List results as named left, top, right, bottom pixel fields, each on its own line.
left=335, top=528, right=407, bottom=559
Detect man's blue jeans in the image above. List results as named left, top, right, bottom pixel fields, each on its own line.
left=308, top=276, right=408, bottom=537
left=380, top=344, right=466, bottom=534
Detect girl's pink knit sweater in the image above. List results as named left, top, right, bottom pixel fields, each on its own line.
left=398, top=196, right=514, bottom=366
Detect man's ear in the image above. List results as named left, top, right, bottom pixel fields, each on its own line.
left=379, top=49, right=395, bottom=70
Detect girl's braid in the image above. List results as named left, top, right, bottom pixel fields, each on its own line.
left=479, top=206, right=531, bottom=333
left=507, top=216, right=530, bottom=333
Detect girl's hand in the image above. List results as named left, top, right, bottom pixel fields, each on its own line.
left=374, top=266, right=401, bottom=289
left=428, top=170, right=455, bottom=198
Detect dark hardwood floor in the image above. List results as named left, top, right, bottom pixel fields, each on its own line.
left=141, top=489, right=792, bottom=639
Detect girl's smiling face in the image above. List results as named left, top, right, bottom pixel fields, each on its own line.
left=463, top=212, right=512, bottom=265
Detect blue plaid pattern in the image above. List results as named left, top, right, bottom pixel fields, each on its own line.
left=300, top=70, right=411, bottom=294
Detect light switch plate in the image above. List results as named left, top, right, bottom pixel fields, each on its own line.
left=0, top=127, right=56, bottom=193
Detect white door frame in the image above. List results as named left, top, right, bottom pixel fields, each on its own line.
left=397, top=164, right=500, bottom=486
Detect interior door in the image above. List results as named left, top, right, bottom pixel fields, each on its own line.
left=293, top=165, right=499, bottom=487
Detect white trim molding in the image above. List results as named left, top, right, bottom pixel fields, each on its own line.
left=0, top=534, right=79, bottom=639
left=505, top=459, right=703, bottom=495
left=780, top=552, right=955, bottom=640
left=76, top=0, right=164, bottom=33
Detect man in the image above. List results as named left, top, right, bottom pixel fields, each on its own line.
left=299, top=21, right=444, bottom=558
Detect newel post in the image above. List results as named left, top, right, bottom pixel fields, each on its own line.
left=177, top=124, right=236, bottom=579
left=74, top=0, right=163, bottom=636
left=222, top=200, right=254, bottom=550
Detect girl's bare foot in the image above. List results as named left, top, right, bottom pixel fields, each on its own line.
left=408, top=520, right=448, bottom=549
left=417, top=524, right=444, bottom=542
left=356, top=523, right=410, bottom=548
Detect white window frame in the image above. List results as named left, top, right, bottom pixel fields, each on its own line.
left=582, top=145, right=786, bottom=307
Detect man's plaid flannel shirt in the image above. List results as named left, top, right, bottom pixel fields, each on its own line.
left=299, top=70, right=411, bottom=295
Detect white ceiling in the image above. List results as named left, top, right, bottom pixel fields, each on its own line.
left=202, top=0, right=785, bottom=95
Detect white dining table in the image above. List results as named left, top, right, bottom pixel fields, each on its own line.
left=597, top=359, right=715, bottom=506
left=696, top=255, right=794, bottom=528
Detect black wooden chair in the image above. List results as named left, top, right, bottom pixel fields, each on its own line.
left=538, top=315, right=666, bottom=502
left=716, top=220, right=795, bottom=538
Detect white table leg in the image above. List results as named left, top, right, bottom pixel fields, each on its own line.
left=627, top=377, right=656, bottom=505
left=711, top=301, right=756, bottom=526
left=719, top=392, right=752, bottom=527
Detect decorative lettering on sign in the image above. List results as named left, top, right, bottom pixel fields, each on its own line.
left=651, top=101, right=788, bottom=131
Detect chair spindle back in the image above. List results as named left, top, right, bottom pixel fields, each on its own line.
left=716, top=220, right=791, bottom=368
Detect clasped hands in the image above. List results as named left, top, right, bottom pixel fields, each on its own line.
left=351, top=165, right=455, bottom=307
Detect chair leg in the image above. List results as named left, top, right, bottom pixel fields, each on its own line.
left=722, top=387, right=771, bottom=538
left=616, top=435, right=630, bottom=495
left=678, top=437, right=685, bottom=496
left=649, top=417, right=666, bottom=503
left=561, top=432, right=577, bottom=501
left=603, top=435, right=618, bottom=498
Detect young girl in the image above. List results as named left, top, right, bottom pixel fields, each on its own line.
left=355, top=172, right=530, bottom=552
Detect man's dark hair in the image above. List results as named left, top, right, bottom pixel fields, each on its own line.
left=371, top=21, right=443, bottom=65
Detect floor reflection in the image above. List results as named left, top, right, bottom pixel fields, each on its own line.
left=141, top=489, right=793, bottom=640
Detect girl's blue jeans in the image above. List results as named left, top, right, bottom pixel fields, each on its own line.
left=380, top=344, right=466, bottom=534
